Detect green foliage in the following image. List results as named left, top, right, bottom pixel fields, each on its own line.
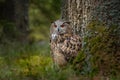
left=29, top=0, right=61, bottom=41
left=0, top=41, right=83, bottom=80
left=73, top=50, right=86, bottom=73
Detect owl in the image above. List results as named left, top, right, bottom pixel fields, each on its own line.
left=50, top=19, right=82, bottom=67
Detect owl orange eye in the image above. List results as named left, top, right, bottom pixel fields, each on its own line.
left=54, top=25, right=57, bottom=28
left=61, top=25, right=64, bottom=28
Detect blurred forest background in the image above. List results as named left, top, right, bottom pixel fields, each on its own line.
left=0, top=0, right=120, bottom=80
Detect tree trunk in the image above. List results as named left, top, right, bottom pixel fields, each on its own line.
left=61, top=0, right=92, bottom=36
left=0, top=0, right=29, bottom=42
left=13, top=0, right=29, bottom=42
left=0, top=0, right=14, bottom=22
left=61, top=0, right=120, bottom=76
left=61, top=0, right=120, bottom=35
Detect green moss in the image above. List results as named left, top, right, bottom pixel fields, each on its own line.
left=74, top=21, right=120, bottom=77
left=89, top=22, right=119, bottom=76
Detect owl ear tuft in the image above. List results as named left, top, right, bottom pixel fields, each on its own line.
left=50, top=21, right=55, bottom=26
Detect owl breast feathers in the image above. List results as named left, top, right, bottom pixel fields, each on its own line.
left=50, top=19, right=82, bottom=67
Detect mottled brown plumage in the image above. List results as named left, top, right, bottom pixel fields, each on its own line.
left=50, top=19, right=82, bottom=67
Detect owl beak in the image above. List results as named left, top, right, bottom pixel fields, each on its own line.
left=58, top=28, right=60, bottom=32
left=57, top=28, right=61, bottom=34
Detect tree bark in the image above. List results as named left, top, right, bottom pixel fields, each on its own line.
left=61, top=0, right=120, bottom=36
left=0, top=0, right=29, bottom=42
left=0, top=0, right=14, bottom=22
left=61, top=0, right=92, bottom=36
left=61, top=0, right=120, bottom=76
left=14, top=0, right=29, bottom=42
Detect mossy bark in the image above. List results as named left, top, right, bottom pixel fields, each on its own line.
left=61, top=0, right=120, bottom=76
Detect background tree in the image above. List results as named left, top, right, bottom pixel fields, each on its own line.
left=61, top=0, right=120, bottom=77
left=0, top=0, right=29, bottom=42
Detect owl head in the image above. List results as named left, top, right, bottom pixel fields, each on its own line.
left=50, top=19, right=73, bottom=35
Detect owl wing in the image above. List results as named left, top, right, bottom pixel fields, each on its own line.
left=50, top=37, right=68, bottom=67
left=60, top=35, right=82, bottom=61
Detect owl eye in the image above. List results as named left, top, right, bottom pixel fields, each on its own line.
left=54, top=25, right=57, bottom=28
left=61, top=25, right=64, bottom=28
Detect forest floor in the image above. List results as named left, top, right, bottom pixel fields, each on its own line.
left=0, top=41, right=119, bottom=80
left=0, top=41, right=77, bottom=80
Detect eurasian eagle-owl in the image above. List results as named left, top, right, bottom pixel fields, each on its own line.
left=50, top=19, right=82, bottom=67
